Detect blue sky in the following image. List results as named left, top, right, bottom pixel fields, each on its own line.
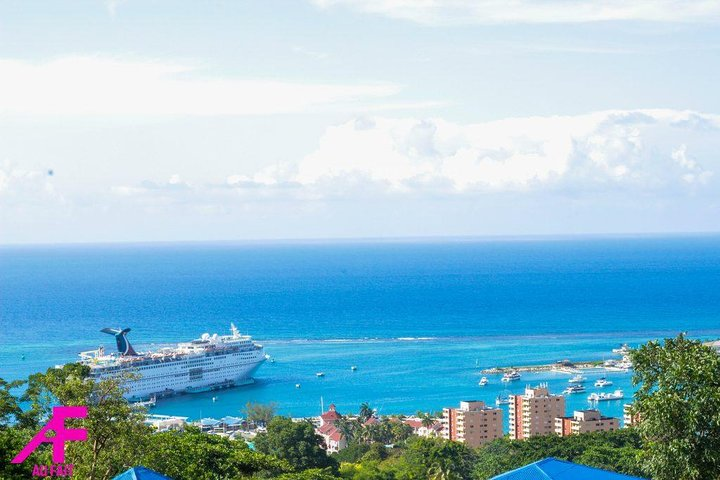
left=1, top=1, right=720, bottom=243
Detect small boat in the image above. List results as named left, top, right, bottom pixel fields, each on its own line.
left=612, top=344, right=631, bottom=355
left=568, top=374, right=587, bottom=384
left=588, top=389, right=624, bottom=402
left=351, top=366, right=357, bottom=371
left=501, top=370, right=521, bottom=382
left=594, top=377, right=613, bottom=387
left=605, top=365, right=630, bottom=373
left=295, top=383, right=301, bottom=388
left=132, top=395, right=157, bottom=409
left=478, top=376, right=489, bottom=386
left=495, top=394, right=511, bottom=406
left=316, top=372, right=325, bottom=377
left=563, top=385, right=586, bottom=394
left=212, top=396, right=218, bottom=402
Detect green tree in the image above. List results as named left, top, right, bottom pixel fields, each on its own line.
left=244, top=401, right=277, bottom=428
left=142, top=426, right=291, bottom=479
left=332, top=442, right=370, bottom=463
left=397, top=437, right=476, bottom=480
left=358, top=403, right=374, bottom=423
left=18, top=364, right=151, bottom=480
left=254, top=417, right=338, bottom=472
left=335, top=417, right=362, bottom=444
left=416, top=412, right=436, bottom=430
left=631, top=334, right=720, bottom=480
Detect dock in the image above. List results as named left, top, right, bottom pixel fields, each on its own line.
left=480, top=360, right=604, bottom=375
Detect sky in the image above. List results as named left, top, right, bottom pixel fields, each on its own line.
left=1, top=1, right=720, bottom=244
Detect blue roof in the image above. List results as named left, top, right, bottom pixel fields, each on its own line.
left=113, top=466, right=173, bottom=480
left=491, top=458, right=647, bottom=480
left=220, top=415, right=243, bottom=425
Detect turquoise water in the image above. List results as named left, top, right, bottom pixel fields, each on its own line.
left=2, top=235, right=720, bottom=425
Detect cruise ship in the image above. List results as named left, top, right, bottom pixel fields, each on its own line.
left=78, top=324, right=266, bottom=401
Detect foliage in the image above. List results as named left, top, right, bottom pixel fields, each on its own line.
left=255, top=417, right=338, bottom=472
left=358, top=403, right=374, bottom=423
left=24, top=365, right=150, bottom=480
left=396, top=437, right=477, bottom=480
left=631, top=334, right=720, bottom=480
left=275, top=467, right=340, bottom=480
left=332, top=442, right=370, bottom=463
left=472, top=429, right=643, bottom=479
left=245, top=401, right=278, bottom=428
left=142, top=426, right=291, bottom=480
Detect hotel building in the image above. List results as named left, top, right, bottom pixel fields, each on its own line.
left=509, top=384, right=566, bottom=440
left=441, top=400, right=504, bottom=447
left=623, top=403, right=641, bottom=427
left=555, top=409, right=620, bottom=436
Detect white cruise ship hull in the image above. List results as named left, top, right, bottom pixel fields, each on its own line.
left=93, top=351, right=266, bottom=401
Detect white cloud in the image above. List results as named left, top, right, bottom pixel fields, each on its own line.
left=256, top=109, right=720, bottom=193
left=311, top=0, right=720, bottom=24
left=0, top=162, right=60, bottom=205
left=0, top=56, right=400, bottom=116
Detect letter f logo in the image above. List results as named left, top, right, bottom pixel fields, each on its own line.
left=12, top=406, right=88, bottom=464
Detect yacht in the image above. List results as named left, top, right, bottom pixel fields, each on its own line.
left=568, top=374, right=587, bottom=384
left=612, top=344, right=631, bottom=355
left=563, top=385, right=586, bottom=394
left=495, top=394, right=511, bottom=405
left=594, top=377, right=613, bottom=387
left=588, top=389, right=624, bottom=402
left=501, top=370, right=521, bottom=382
left=478, top=376, right=489, bottom=386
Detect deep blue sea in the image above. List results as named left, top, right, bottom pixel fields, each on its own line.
left=2, top=235, right=720, bottom=426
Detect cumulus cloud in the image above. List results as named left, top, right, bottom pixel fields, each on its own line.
left=0, top=56, right=400, bottom=116
left=269, top=109, right=718, bottom=194
left=311, top=0, right=720, bottom=24
left=0, top=162, right=60, bottom=205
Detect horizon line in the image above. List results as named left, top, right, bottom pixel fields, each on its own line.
left=2, top=230, right=720, bottom=248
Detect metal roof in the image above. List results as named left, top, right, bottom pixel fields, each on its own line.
left=491, top=457, right=647, bottom=480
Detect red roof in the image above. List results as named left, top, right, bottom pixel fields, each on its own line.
left=364, top=416, right=379, bottom=425
left=404, top=419, right=423, bottom=429
left=320, top=404, right=341, bottom=422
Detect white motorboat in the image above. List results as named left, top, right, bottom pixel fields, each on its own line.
left=568, top=374, right=587, bottom=384
left=563, top=385, right=586, bottom=394
left=501, top=370, right=521, bottom=382
left=594, top=377, right=613, bottom=387
left=478, top=376, right=489, bottom=386
left=588, top=389, right=624, bottom=402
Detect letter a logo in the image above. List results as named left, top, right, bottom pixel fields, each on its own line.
left=12, top=406, right=88, bottom=464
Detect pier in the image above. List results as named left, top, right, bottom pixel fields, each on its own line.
left=480, top=360, right=604, bottom=375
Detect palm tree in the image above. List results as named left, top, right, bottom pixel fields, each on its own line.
left=358, top=402, right=374, bottom=422
left=419, top=412, right=436, bottom=429
left=335, top=417, right=360, bottom=443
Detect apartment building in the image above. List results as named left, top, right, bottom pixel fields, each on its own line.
left=555, top=409, right=620, bottom=436
left=441, top=400, right=504, bottom=447
left=509, top=384, right=566, bottom=440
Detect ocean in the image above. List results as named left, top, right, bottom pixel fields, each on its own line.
left=2, top=235, right=720, bottom=425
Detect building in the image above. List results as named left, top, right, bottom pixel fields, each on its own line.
left=404, top=417, right=443, bottom=437
left=144, top=414, right=188, bottom=432
left=490, top=457, right=647, bottom=480
left=509, top=384, right=566, bottom=440
left=315, top=404, right=347, bottom=453
left=441, top=400, right=503, bottom=447
left=555, top=409, right=620, bottom=436
left=623, top=403, right=641, bottom=427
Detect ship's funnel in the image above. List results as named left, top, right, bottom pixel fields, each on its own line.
left=100, top=327, right=138, bottom=356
